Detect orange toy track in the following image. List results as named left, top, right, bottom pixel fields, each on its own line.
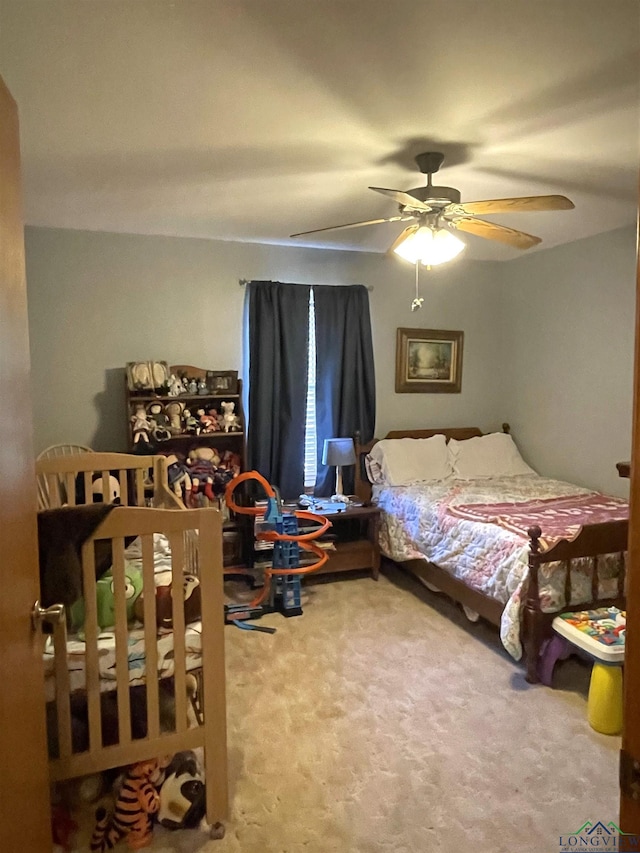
left=224, top=470, right=332, bottom=610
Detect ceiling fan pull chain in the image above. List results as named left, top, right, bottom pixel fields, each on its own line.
left=411, top=261, right=424, bottom=312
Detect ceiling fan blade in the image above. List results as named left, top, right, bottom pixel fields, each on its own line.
left=453, top=217, right=542, bottom=249
left=386, top=224, right=420, bottom=257
left=369, top=187, right=432, bottom=211
left=290, top=214, right=407, bottom=238
left=458, top=195, right=574, bottom=215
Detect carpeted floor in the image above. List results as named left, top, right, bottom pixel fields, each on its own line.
left=72, top=563, right=621, bottom=853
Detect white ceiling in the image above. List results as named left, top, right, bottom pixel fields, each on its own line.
left=1, top=0, right=639, bottom=261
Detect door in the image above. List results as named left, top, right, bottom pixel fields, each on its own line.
left=0, top=75, right=52, bottom=849
left=620, top=218, right=640, bottom=835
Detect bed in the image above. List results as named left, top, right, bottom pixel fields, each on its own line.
left=354, top=426, right=628, bottom=683
left=36, top=453, right=228, bottom=836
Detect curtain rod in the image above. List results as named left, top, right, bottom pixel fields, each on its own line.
left=238, top=278, right=373, bottom=291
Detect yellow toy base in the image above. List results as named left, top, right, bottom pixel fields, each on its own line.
left=587, top=663, right=623, bottom=736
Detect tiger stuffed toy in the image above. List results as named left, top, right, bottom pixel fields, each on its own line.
left=90, top=757, right=169, bottom=851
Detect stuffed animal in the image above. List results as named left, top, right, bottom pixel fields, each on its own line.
left=90, top=757, right=169, bottom=852
left=186, top=446, right=221, bottom=504
left=134, top=571, right=202, bottom=630
left=131, top=404, right=152, bottom=445
left=147, top=402, right=172, bottom=442
left=197, top=407, right=219, bottom=434
left=69, top=564, right=143, bottom=633
left=220, top=400, right=241, bottom=432
left=165, top=453, right=192, bottom=503
left=75, top=472, right=121, bottom=505
left=157, top=751, right=206, bottom=830
left=182, top=408, right=198, bottom=434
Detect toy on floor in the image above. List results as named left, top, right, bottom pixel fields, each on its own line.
left=223, top=471, right=331, bottom=627
left=90, top=757, right=169, bottom=851
left=158, top=750, right=206, bottom=830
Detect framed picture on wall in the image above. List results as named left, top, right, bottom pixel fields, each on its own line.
left=395, top=328, right=463, bottom=393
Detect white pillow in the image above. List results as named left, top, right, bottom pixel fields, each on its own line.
left=448, top=432, right=536, bottom=479
left=369, top=435, right=452, bottom=486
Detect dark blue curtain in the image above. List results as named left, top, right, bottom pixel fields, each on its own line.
left=314, top=284, right=376, bottom=496
left=246, top=281, right=311, bottom=499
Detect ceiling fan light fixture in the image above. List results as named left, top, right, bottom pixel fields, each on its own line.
left=393, top=225, right=465, bottom=266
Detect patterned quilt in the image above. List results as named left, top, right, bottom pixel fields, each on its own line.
left=448, top=492, right=628, bottom=548
left=374, top=475, right=626, bottom=660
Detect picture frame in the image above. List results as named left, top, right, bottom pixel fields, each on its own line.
left=395, top=328, right=463, bottom=393
left=126, top=360, right=170, bottom=392
left=206, top=370, right=238, bottom=394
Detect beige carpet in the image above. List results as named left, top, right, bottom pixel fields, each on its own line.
left=73, top=564, right=621, bottom=853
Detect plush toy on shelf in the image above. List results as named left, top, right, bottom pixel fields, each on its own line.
left=147, top=402, right=172, bottom=442
left=165, top=453, right=193, bottom=503
left=186, top=446, right=220, bottom=504
left=131, top=404, right=152, bottom=445
left=182, top=408, right=199, bottom=434
left=196, top=407, right=219, bottom=435
left=220, top=401, right=241, bottom=432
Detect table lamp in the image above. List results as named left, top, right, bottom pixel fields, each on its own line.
left=322, top=437, right=356, bottom=499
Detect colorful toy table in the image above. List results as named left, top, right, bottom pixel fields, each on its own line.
left=538, top=607, right=625, bottom=735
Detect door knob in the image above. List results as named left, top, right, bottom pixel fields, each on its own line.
left=31, top=600, right=65, bottom=630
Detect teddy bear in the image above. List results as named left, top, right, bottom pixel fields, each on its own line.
left=220, top=401, right=241, bottom=432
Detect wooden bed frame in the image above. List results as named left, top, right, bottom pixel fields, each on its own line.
left=354, top=426, right=628, bottom=683
left=36, top=452, right=228, bottom=836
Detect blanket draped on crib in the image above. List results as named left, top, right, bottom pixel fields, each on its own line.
left=37, top=503, right=120, bottom=607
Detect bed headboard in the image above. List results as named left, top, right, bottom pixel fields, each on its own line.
left=353, top=424, right=510, bottom=504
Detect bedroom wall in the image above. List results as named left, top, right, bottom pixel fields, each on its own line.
left=24, top=226, right=503, bottom=454
left=499, top=225, right=637, bottom=498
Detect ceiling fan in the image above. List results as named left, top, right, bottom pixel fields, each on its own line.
left=290, top=151, right=574, bottom=265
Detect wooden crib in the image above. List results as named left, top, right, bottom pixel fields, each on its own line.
left=44, top=506, right=228, bottom=834
left=36, top=453, right=228, bottom=835
left=36, top=451, right=185, bottom=511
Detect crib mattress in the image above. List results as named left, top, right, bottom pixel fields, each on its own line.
left=43, top=621, right=203, bottom=700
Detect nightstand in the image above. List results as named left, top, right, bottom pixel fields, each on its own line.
left=314, top=504, right=381, bottom=580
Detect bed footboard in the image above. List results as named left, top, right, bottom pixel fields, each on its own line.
left=522, top=521, right=627, bottom=683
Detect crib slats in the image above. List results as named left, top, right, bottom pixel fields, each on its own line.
left=81, top=539, right=103, bottom=752
left=118, top=470, right=128, bottom=506
left=52, top=617, right=73, bottom=759
left=112, top=536, right=132, bottom=747
left=169, top=530, right=188, bottom=734
left=141, top=533, right=160, bottom=740
left=47, top=504, right=228, bottom=827
left=135, top=469, right=145, bottom=507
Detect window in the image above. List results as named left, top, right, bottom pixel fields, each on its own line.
left=246, top=280, right=374, bottom=500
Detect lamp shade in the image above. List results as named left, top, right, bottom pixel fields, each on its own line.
left=393, top=225, right=465, bottom=266
left=322, top=437, right=356, bottom=467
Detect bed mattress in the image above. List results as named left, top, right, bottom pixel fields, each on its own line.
left=374, top=474, right=626, bottom=660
